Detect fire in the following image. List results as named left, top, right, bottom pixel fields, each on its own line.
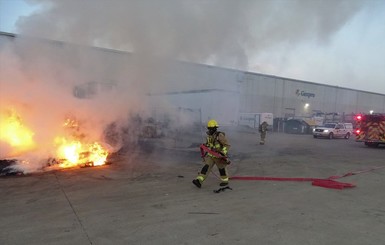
left=1, top=108, right=109, bottom=170
left=63, top=118, right=79, bottom=129
left=88, top=142, right=109, bottom=166
left=54, top=117, right=110, bottom=168
left=55, top=138, right=109, bottom=168
left=0, top=110, right=36, bottom=156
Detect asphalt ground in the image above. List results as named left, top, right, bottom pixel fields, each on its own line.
left=1, top=129, right=384, bottom=245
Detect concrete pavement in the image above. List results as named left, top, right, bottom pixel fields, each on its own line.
left=1, top=130, right=384, bottom=245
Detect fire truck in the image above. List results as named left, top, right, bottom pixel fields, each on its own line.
left=355, top=113, right=385, bottom=147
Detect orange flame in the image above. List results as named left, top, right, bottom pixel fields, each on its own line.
left=55, top=138, right=109, bottom=168
left=1, top=109, right=109, bottom=169
left=54, top=117, right=109, bottom=168
left=0, top=110, right=36, bottom=156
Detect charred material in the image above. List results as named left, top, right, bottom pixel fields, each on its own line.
left=0, top=159, right=24, bottom=176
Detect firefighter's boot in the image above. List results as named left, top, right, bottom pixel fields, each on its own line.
left=218, top=168, right=229, bottom=187
left=192, top=179, right=202, bottom=188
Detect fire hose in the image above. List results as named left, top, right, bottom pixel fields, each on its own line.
left=200, top=144, right=230, bottom=162
left=230, top=166, right=385, bottom=190
left=230, top=176, right=355, bottom=190
left=199, top=144, right=384, bottom=190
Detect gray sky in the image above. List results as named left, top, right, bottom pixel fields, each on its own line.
left=1, top=0, right=385, bottom=94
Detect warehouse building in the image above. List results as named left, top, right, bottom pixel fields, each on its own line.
left=1, top=31, right=384, bottom=129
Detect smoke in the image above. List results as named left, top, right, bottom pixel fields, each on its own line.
left=0, top=37, right=139, bottom=172
left=15, top=0, right=370, bottom=69
left=16, top=0, right=377, bottom=90
left=17, top=0, right=257, bottom=69
left=0, top=0, right=375, bottom=173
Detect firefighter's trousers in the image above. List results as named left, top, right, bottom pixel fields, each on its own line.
left=260, top=131, right=267, bottom=144
left=196, top=156, right=229, bottom=184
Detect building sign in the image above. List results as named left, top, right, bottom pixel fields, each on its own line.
left=296, top=89, right=315, bottom=98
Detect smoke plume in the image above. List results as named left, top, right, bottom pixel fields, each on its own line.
left=0, top=0, right=376, bottom=173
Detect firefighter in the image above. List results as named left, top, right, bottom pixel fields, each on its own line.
left=259, top=121, right=268, bottom=145
left=192, top=119, right=231, bottom=188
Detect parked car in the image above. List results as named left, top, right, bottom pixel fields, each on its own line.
left=313, top=123, right=353, bottom=139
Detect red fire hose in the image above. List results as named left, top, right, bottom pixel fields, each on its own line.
left=230, top=166, right=385, bottom=190
left=200, top=144, right=228, bottom=160
left=230, top=176, right=355, bottom=190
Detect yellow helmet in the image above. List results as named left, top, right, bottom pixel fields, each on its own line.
left=207, top=119, right=218, bottom=128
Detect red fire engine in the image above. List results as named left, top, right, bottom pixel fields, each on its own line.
left=355, top=113, right=385, bottom=147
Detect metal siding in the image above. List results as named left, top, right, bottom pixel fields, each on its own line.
left=273, top=78, right=285, bottom=117
left=335, top=89, right=358, bottom=113
left=356, top=93, right=385, bottom=113
left=239, top=74, right=277, bottom=114
left=319, top=86, right=338, bottom=113
left=149, top=90, right=239, bottom=125
left=282, top=80, right=304, bottom=117
left=238, top=72, right=385, bottom=119
left=2, top=33, right=385, bottom=123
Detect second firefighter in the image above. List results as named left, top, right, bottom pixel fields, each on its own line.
left=259, top=121, right=268, bottom=145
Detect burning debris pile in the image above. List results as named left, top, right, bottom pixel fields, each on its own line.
left=0, top=109, right=110, bottom=176
left=50, top=117, right=109, bottom=168
left=0, top=160, right=21, bottom=176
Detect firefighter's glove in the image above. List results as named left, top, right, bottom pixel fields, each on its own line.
left=225, top=158, right=231, bottom=165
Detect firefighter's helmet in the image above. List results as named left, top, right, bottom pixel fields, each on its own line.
left=207, top=119, right=218, bottom=128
